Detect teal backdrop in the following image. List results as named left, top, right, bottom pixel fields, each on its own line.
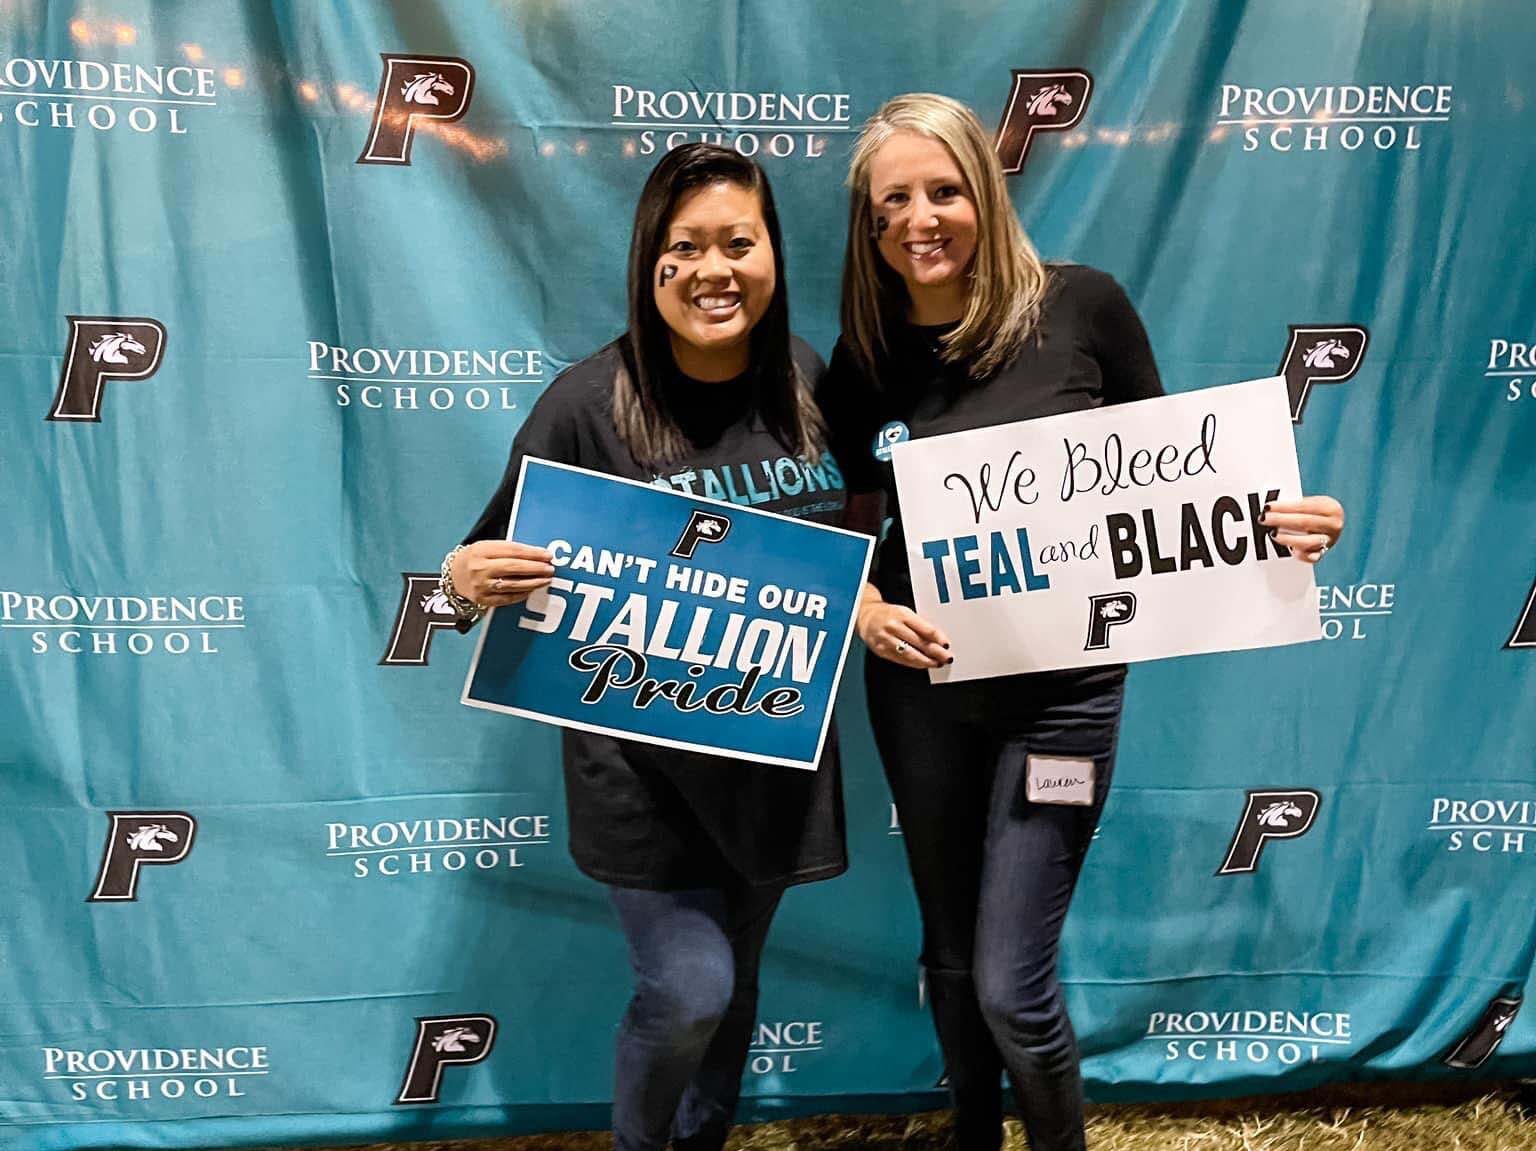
left=1, top=2, right=1532, bottom=1148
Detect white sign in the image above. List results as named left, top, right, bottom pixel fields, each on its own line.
left=890, top=377, right=1321, bottom=681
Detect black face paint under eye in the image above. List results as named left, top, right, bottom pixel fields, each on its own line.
left=659, top=264, right=678, bottom=288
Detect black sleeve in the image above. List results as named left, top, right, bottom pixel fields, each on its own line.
left=459, top=376, right=586, bottom=547
left=1084, top=270, right=1165, bottom=405
left=814, top=337, right=884, bottom=494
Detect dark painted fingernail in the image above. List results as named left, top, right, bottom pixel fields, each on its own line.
left=943, top=643, right=950, bottom=649
left=1262, top=502, right=1272, bottom=514
left=947, top=657, right=955, bottom=665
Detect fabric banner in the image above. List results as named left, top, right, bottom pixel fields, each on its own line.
left=1, top=2, right=1532, bottom=1148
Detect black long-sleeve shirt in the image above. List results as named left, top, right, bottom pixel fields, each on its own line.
left=818, top=263, right=1164, bottom=694
left=458, top=336, right=848, bottom=890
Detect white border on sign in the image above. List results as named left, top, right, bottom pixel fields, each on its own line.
left=460, top=456, right=874, bottom=771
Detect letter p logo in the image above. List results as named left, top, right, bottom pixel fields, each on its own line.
left=380, top=572, right=462, bottom=666
left=995, top=70, right=1092, bottom=175
left=1277, top=325, right=1369, bottom=423
left=1084, top=592, right=1137, bottom=651
left=670, top=509, right=733, bottom=559
left=48, top=316, right=167, bottom=422
left=358, top=54, right=476, bottom=165
left=1443, top=996, right=1522, bottom=1069
left=395, top=1014, right=497, bottom=1104
left=1216, top=789, right=1321, bottom=875
left=87, top=811, right=197, bottom=902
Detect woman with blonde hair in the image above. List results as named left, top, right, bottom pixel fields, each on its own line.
left=819, top=93, right=1344, bottom=1150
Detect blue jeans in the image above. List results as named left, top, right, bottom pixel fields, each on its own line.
left=608, top=882, right=783, bottom=1151
left=867, top=654, right=1125, bottom=1151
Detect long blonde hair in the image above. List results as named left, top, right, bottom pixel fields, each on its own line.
left=842, top=92, right=1048, bottom=379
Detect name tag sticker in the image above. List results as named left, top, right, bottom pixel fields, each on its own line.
left=1026, top=755, right=1096, bottom=806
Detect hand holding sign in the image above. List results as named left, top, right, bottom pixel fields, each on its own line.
left=451, top=540, right=557, bottom=607
left=856, top=597, right=951, bottom=670
left=1259, top=497, right=1345, bottom=563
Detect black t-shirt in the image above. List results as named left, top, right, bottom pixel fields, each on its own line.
left=818, top=264, right=1164, bottom=694
left=460, top=337, right=848, bottom=890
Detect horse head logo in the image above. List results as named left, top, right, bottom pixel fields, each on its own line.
left=1303, top=339, right=1351, bottom=370
left=402, top=72, right=455, bottom=106
left=1257, top=801, right=1304, bottom=828
left=1100, top=599, right=1129, bottom=619
left=420, top=589, right=455, bottom=616
left=1026, top=83, right=1074, bottom=118
left=431, top=1026, right=481, bottom=1053
left=125, top=824, right=180, bottom=852
left=88, top=333, right=147, bottom=365
left=695, top=518, right=725, bottom=538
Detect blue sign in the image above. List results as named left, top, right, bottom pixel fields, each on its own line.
left=873, top=421, right=911, bottom=461
left=464, top=460, right=873, bottom=769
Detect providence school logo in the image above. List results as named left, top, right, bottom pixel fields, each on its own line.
left=612, top=83, right=850, bottom=161
left=88, top=811, right=197, bottom=901
left=748, top=1019, right=825, bottom=1075
left=995, top=70, right=1091, bottom=174
left=358, top=54, right=475, bottom=166
left=1443, top=996, right=1521, bottom=1069
left=1276, top=325, right=1369, bottom=423
left=1216, top=789, right=1321, bottom=875
left=670, top=509, right=733, bottom=559
left=1084, top=592, right=1136, bottom=651
left=1147, top=1008, right=1352, bottom=1065
left=380, top=573, right=461, bottom=666
left=1218, top=83, right=1453, bottom=154
left=0, top=47, right=220, bottom=138
left=394, top=1014, right=496, bottom=1104
left=48, top=316, right=166, bottom=421
left=1508, top=579, right=1536, bottom=649
left=41, top=1041, right=270, bottom=1103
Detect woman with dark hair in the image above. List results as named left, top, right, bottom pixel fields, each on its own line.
left=822, top=94, right=1346, bottom=1151
left=440, top=144, right=845, bottom=1151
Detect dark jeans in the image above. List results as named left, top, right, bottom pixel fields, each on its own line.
left=867, top=653, right=1125, bottom=1151
left=608, top=881, right=784, bottom=1151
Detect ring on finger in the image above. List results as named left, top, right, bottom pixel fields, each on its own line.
left=491, top=577, right=506, bottom=591
left=893, top=639, right=909, bottom=654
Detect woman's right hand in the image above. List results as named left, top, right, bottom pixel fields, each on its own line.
left=857, top=600, right=951, bottom=669
left=450, top=541, right=557, bottom=607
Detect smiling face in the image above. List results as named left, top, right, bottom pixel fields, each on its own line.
left=867, top=130, right=979, bottom=313
left=652, top=179, right=776, bottom=378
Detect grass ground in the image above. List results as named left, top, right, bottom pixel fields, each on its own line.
left=244, top=1085, right=1532, bottom=1151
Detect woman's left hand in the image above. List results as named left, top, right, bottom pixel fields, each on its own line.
left=1260, top=495, right=1345, bottom=564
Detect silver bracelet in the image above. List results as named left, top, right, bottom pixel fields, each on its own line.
left=439, top=544, right=483, bottom=620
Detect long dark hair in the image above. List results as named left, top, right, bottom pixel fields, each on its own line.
left=614, top=143, right=823, bottom=470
